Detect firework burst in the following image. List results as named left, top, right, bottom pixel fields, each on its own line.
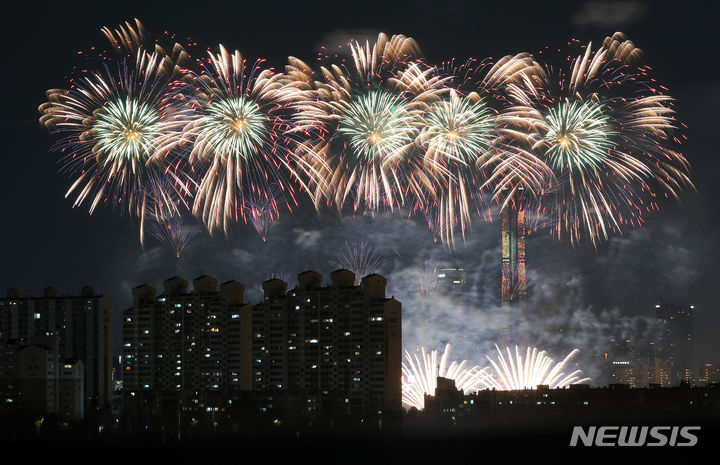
left=39, top=49, right=184, bottom=245
left=167, top=45, right=297, bottom=235
left=493, top=34, right=694, bottom=246
left=417, top=88, right=493, bottom=244
left=402, top=344, right=491, bottom=410
left=284, top=33, right=446, bottom=213
left=415, top=54, right=554, bottom=245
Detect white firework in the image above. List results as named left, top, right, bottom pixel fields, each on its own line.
left=402, top=344, right=491, bottom=410
left=482, top=345, right=591, bottom=390
left=331, top=240, right=385, bottom=283
left=419, top=260, right=439, bottom=296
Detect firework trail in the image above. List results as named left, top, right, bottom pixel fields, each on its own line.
left=482, top=345, right=590, bottom=390
left=402, top=344, right=491, bottom=410
left=100, top=18, right=192, bottom=74
left=522, top=195, right=559, bottom=235
left=143, top=174, right=191, bottom=255
left=150, top=213, right=190, bottom=259
left=419, top=260, right=440, bottom=296
left=283, top=33, right=446, bottom=214
left=331, top=241, right=385, bottom=283
left=145, top=176, right=190, bottom=259
left=101, top=18, right=148, bottom=55
left=243, top=194, right=278, bottom=242
left=421, top=204, right=452, bottom=244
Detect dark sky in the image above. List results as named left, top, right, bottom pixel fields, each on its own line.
left=2, top=1, right=719, bottom=379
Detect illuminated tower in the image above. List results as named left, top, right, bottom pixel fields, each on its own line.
left=501, top=205, right=527, bottom=311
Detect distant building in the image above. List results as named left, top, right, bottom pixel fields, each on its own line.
left=653, top=303, right=695, bottom=384
left=409, top=382, right=720, bottom=431
left=0, top=286, right=111, bottom=413
left=252, top=269, right=402, bottom=427
left=604, top=335, right=677, bottom=388
left=0, top=335, right=84, bottom=421
left=423, top=376, right=464, bottom=425
left=435, top=267, right=470, bottom=304
left=606, top=338, right=643, bottom=387
left=695, top=363, right=720, bottom=386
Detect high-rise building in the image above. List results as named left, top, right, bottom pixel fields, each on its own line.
left=252, top=269, right=402, bottom=425
left=695, top=363, right=720, bottom=386
left=501, top=206, right=527, bottom=311
left=122, top=276, right=253, bottom=394
left=0, top=335, right=85, bottom=420
left=653, top=303, right=695, bottom=384
left=0, top=287, right=112, bottom=412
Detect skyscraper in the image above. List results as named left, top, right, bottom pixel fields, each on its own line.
left=0, top=286, right=112, bottom=412
left=653, top=303, right=695, bottom=384
left=252, top=269, right=402, bottom=425
left=501, top=206, right=527, bottom=311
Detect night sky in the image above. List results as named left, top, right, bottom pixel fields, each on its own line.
left=3, top=0, right=719, bottom=381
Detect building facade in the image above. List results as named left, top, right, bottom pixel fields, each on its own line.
left=0, top=287, right=111, bottom=412
left=252, top=269, right=402, bottom=426
left=122, top=276, right=253, bottom=394
left=0, top=335, right=84, bottom=421
left=411, top=380, right=720, bottom=431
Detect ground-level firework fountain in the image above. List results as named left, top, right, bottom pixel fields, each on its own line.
left=483, top=345, right=590, bottom=390
left=402, top=344, right=490, bottom=410
left=402, top=344, right=590, bottom=410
